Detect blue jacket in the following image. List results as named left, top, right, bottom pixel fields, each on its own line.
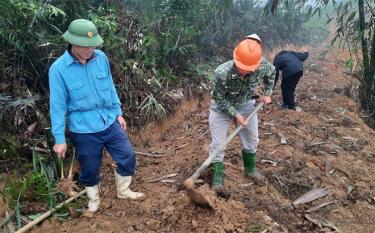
left=49, top=49, right=122, bottom=144
left=273, top=50, right=309, bottom=86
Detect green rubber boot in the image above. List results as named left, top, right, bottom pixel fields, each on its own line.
left=242, top=151, right=262, bottom=178
left=211, top=162, right=224, bottom=189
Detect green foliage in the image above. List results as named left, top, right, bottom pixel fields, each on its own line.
left=4, top=149, right=57, bottom=207
left=126, top=0, right=316, bottom=69
left=0, top=0, right=320, bottom=130
left=0, top=0, right=66, bottom=92
left=329, top=0, right=375, bottom=125
left=0, top=94, right=40, bottom=124
left=0, top=0, right=325, bottom=153
left=1, top=149, right=78, bottom=228
left=345, top=59, right=353, bottom=69
left=246, top=224, right=262, bottom=232
left=186, top=63, right=213, bottom=81
left=138, top=93, right=167, bottom=120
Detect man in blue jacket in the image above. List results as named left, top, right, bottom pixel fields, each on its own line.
left=273, top=50, right=309, bottom=111
left=49, top=19, right=145, bottom=216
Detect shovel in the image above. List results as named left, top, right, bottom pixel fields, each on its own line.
left=184, top=102, right=264, bottom=206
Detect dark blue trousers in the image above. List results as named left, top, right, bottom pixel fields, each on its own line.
left=281, top=71, right=303, bottom=108
left=70, top=120, right=136, bottom=187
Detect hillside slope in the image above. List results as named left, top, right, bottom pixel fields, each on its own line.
left=36, top=46, right=375, bottom=233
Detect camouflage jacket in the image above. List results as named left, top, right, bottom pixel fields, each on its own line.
left=211, top=58, right=275, bottom=118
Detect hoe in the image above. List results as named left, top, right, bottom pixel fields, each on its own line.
left=184, top=102, right=264, bottom=207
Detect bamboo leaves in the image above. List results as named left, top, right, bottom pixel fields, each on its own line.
left=138, top=94, right=167, bottom=119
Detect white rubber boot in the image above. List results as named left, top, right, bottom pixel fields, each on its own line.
left=115, top=172, right=145, bottom=200
left=86, top=185, right=101, bottom=212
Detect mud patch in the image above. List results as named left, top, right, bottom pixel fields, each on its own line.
left=185, top=182, right=217, bottom=208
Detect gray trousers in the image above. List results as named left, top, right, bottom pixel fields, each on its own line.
left=209, top=100, right=259, bottom=163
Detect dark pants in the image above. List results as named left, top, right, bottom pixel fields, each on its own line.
left=70, top=120, right=136, bottom=187
left=281, top=71, right=303, bottom=108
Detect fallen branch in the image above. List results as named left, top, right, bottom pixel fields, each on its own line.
left=238, top=183, right=254, bottom=188
left=199, top=129, right=209, bottom=137
left=15, top=189, right=86, bottom=233
left=153, top=150, right=167, bottom=154
left=135, top=151, right=164, bottom=158
left=194, top=179, right=204, bottom=184
left=290, top=126, right=302, bottom=134
left=270, top=143, right=280, bottom=147
left=147, top=173, right=178, bottom=183
left=309, top=142, right=328, bottom=147
left=305, top=200, right=336, bottom=213
left=263, top=122, right=275, bottom=127
left=342, top=136, right=358, bottom=143
left=223, top=171, right=235, bottom=181
left=175, top=143, right=189, bottom=151
left=263, top=132, right=274, bottom=136
left=161, top=179, right=176, bottom=184
left=304, top=214, right=342, bottom=232
left=269, top=150, right=279, bottom=155
left=261, top=159, right=277, bottom=167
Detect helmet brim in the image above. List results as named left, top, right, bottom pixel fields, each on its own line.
left=234, top=59, right=261, bottom=72
left=63, top=31, right=103, bottom=47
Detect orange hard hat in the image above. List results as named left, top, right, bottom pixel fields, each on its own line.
left=233, top=39, right=262, bottom=72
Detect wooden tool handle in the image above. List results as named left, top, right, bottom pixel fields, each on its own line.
left=190, top=102, right=264, bottom=180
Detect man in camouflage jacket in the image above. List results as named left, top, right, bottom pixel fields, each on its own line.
left=209, top=34, right=275, bottom=189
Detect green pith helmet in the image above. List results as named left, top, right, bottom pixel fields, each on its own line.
left=63, top=19, right=103, bottom=47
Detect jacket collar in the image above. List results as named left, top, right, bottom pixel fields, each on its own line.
left=63, top=47, right=96, bottom=65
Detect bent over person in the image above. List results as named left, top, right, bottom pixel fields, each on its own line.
left=209, top=34, right=275, bottom=189
left=273, top=50, right=309, bottom=111
left=49, top=19, right=145, bottom=215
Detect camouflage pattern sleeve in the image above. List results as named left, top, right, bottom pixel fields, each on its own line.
left=212, top=71, right=238, bottom=118
left=262, top=59, right=276, bottom=96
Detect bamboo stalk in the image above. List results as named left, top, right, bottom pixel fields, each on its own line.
left=60, top=160, right=64, bottom=179
left=15, top=189, right=86, bottom=233
left=67, top=148, right=75, bottom=180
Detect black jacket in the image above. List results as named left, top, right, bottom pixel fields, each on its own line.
left=273, top=50, right=309, bottom=86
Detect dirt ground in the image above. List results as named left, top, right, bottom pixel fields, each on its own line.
left=23, top=45, right=375, bottom=232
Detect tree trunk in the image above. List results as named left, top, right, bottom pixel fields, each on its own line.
left=358, top=0, right=374, bottom=114
left=368, top=22, right=375, bottom=82
left=358, top=0, right=369, bottom=77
